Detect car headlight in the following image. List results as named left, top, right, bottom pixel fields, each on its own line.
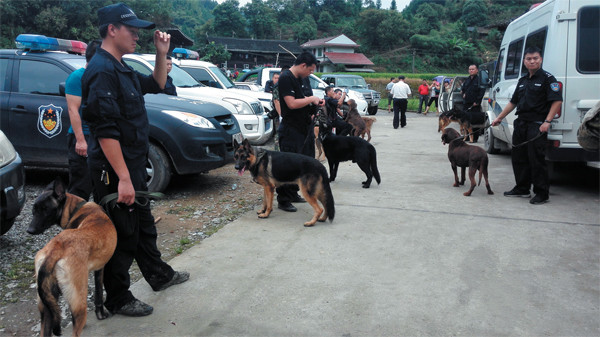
left=162, top=110, right=215, bottom=129
left=0, top=131, right=17, bottom=168
left=223, top=98, right=254, bottom=115
left=348, top=91, right=364, bottom=100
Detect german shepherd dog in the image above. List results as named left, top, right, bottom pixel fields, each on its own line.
left=441, top=128, right=493, bottom=196
left=27, top=178, right=117, bottom=337
left=438, top=107, right=463, bottom=133
left=439, top=106, right=483, bottom=143
left=234, top=138, right=335, bottom=227
left=319, top=128, right=381, bottom=188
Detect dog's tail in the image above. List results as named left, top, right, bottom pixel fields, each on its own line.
left=37, top=255, right=62, bottom=336
left=370, top=145, right=381, bottom=185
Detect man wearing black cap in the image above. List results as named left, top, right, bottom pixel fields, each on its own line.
left=82, top=2, right=188, bottom=318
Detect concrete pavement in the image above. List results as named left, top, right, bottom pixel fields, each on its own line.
left=85, top=112, right=600, bottom=336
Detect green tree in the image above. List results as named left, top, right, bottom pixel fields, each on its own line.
left=212, top=0, right=248, bottom=38
left=292, top=14, right=317, bottom=43
left=390, top=0, right=397, bottom=11
left=198, top=41, right=231, bottom=65
left=243, top=0, right=278, bottom=39
left=461, top=0, right=488, bottom=27
left=317, top=11, right=334, bottom=31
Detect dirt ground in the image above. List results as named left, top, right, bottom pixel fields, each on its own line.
left=0, top=162, right=263, bottom=336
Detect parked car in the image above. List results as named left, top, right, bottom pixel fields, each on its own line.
left=238, top=67, right=370, bottom=115
left=170, top=53, right=273, bottom=114
left=0, top=130, right=26, bottom=235
left=1, top=34, right=242, bottom=192
left=124, top=54, right=272, bottom=145
left=233, top=82, right=263, bottom=91
left=483, top=0, right=599, bottom=164
left=320, top=74, right=381, bottom=115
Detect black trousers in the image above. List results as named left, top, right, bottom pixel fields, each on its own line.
left=418, top=94, right=428, bottom=113
left=67, top=133, right=93, bottom=200
left=90, top=164, right=174, bottom=311
left=332, top=117, right=352, bottom=136
left=276, top=123, right=312, bottom=204
left=511, top=119, right=549, bottom=197
left=393, top=98, right=407, bottom=128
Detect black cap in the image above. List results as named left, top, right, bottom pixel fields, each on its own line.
left=98, top=3, right=155, bottom=29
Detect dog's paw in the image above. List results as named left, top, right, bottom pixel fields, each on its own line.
left=362, top=183, right=370, bottom=188
left=303, top=222, right=316, bottom=227
left=96, top=306, right=112, bottom=320
left=453, top=183, right=460, bottom=187
left=257, top=213, right=269, bottom=219
left=463, top=192, right=472, bottom=196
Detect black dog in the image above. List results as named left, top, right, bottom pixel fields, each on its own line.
left=319, top=129, right=381, bottom=188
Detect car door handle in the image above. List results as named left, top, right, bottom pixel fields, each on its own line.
left=10, top=105, right=27, bottom=113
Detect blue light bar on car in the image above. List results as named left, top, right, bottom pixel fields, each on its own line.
left=15, top=34, right=87, bottom=55
left=172, top=47, right=199, bottom=60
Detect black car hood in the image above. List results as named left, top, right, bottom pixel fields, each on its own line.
left=144, top=93, right=231, bottom=118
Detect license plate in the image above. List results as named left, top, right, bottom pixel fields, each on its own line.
left=232, top=132, right=243, bottom=144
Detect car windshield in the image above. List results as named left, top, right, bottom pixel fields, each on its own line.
left=209, top=66, right=235, bottom=88
left=148, top=61, right=200, bottom=88
left=336, top=77, right=367, bottom=89
left=62, top=58, right=86, bottom=70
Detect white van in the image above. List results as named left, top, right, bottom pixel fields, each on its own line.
left=483, top=0, right=599, bottom=164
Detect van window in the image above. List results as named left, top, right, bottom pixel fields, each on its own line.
left=505, top=38, right=523, bottom=79
left=0, top=58, right=9, bottom=91
left=493, top=49, right=504, bottom=85
left=18, top=60, right=68, bottom=95
left=521, top=28, right=547, bottom=74
left=577, top=6, right=600, bottom=73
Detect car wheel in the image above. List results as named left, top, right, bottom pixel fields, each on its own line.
left=0, top=217, right=15, bottom=235
left=146, top=144, right=171, bottom=192
left=484, top=125, right=500, bottom=154
left=368, top=106, right=378, bottom=115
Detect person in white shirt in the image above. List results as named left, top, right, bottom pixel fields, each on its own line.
left=390, top=75, right=411, bottom=128
left=385, top=77, right=396, bottom=113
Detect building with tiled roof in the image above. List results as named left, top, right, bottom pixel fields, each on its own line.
left=301, top=34, right=374, bottom=72
left=206, top=36, right=302, bottom=70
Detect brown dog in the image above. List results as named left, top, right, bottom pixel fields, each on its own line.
left=441, top=128, right=493, bottom=196
left=27, top=178, right=117, bottom=337
left=344, top=99, right=367, bottom=138
left=361, top=116, right=376, bottom=142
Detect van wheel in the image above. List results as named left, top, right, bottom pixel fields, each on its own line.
left=368, top=106, right=378, bottom=115
left=0, top=217, right=15, bottom=235
left=146, top=144, right=171, bottom=192
left=484, top=126, right=500, bottom=154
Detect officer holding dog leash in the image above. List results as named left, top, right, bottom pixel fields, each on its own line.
left=82, top=3, right=189, bottom=318
left=491, top=46, right=562, bottom=205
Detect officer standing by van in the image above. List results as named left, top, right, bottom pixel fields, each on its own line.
left=492, top=46, right=563, bottom=205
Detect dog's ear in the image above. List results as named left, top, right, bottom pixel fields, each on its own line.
left=233, top=139, right=240, bottom=150
left=52, top=177, right=67, bottom=201
left=242, top=138, right=253, bottom=152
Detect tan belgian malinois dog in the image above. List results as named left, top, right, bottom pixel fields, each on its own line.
left=27, top=178, right=117, bottom=337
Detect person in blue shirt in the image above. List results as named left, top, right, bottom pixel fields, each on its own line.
left=65, top=39, right=101, bottom=200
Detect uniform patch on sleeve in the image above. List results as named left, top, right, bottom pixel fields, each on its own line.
left=550, top=82, right=560, bottom=92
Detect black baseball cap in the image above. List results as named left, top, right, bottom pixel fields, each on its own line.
left=98, top=3, right=155, bottom=29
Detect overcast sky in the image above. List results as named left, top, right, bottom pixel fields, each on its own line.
left=217, top=0, right=412, bottom=11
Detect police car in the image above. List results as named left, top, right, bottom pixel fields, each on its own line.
left=0, top=34, right=242, bottom=192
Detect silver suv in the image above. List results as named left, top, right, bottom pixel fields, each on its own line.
left=321, top=74, right=381, bottom=115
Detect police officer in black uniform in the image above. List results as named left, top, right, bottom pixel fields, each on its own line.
left=82, top=3, right=188, bottom=317
left=461, top=64, right=486, bottom=142
left=275, top=52, right=323, bottom=212
left=492, top=46, right=563, bottom=205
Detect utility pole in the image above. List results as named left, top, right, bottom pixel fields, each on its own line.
left=412, top=49, right=415, bottom=73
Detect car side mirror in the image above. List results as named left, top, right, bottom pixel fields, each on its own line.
left=367, top=84, right=371, bottom=89
left=59, top=82, right=65, bottom=96
left=317, top=82, right=326, bottom=89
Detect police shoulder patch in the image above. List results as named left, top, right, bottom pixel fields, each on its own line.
left=550, top=82, right=560, bottom=92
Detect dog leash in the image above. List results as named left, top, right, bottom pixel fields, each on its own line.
left=512, top=132, right=547, bottom=148
left=448, top=124, right=492, bottom=144
left=99, top=191, right=165, bottom=210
